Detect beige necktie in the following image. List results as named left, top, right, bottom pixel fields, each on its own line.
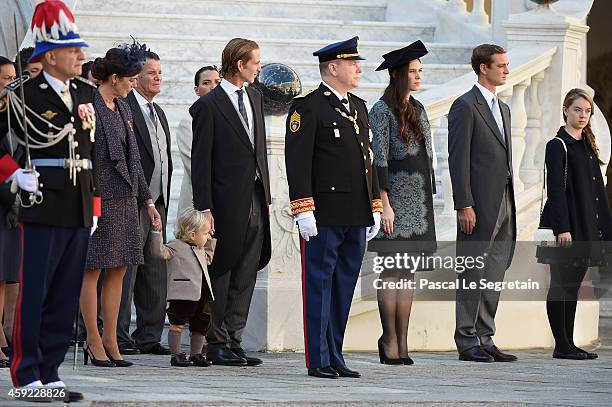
left=60, top=88, right=73, bottom=111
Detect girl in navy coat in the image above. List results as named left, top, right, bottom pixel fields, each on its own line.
left=541, top=88, right=612, bottom=360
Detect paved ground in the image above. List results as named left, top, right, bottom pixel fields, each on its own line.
left=2, top=318, right=611, bottom=406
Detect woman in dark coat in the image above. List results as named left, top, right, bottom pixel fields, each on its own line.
left=368, top=41, right=437, bottom=365
left=0, top=136, right=20, bottom=369
left=541, top=88, right=612, bottom=360
left=80, top=43, right=160, bottom=367
left=0, top=57, right=18, bottom=368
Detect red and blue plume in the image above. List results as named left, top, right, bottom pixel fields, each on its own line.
left=31, top=0, right=78, bottom=43
left=29, top=0, right=88, bottom=62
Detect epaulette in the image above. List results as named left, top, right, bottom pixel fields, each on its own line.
left=293, top=89, right=315, bottom=100
left=348, top=92, right=367, bottom=103
left=1, top=74, right=30, bottom=95
left=73, top=75, right=97, bottom=88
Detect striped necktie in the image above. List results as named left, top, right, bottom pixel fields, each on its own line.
left=236, top=89, right=249, bottom=129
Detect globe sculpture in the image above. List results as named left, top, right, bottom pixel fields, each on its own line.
left=251, top=63, right=302, bottom=116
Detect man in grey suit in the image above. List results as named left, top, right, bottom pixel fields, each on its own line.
left=448, top=44, right=517, bottom=363
left=118, top=51, right=173, bottom=355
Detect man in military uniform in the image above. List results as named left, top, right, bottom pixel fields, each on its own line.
left=285, top=36, right=382, bottom=379
left=0, top=0, right=98, bottom=401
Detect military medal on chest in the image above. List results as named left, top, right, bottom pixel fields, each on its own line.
left=78, top=103, right=96, bottom=142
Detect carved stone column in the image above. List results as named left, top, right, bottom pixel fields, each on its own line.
left=509, top=79, right=530, bottom=194
left=431, top=116, right=454, bottom=217
left=469, top=0, right=489, bottom=25
left=243, top=115, right=304, bottom=351
left=521, top=71, right=545, bottom=186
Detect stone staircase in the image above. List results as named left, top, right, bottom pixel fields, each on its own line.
left=73, top=0, right=475, bottom=232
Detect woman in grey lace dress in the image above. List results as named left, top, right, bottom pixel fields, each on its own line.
left=369, top=41, right=436, bottom=365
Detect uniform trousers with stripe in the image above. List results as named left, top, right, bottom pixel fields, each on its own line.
left=10, top=223, right=90, bottom=386
left=301, top=225, right=366, bottom=369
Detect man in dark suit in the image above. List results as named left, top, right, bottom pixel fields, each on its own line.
left=0, top=0, right=95, bottom=401
left=285, top=37, right=382, bottom=379
left=191, top=38, right=271, bottom=366
left=448, top=44, right=517, bottom=363
left=118, top=51, right=173, bottom=355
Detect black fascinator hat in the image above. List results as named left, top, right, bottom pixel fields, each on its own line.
left=91, top=38, right=149, bottom=81
left=116, top=38, right=148, bottom=76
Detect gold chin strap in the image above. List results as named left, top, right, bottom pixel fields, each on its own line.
left=336, top=53, right=360, bottom=59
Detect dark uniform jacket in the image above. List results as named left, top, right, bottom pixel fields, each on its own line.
left=285, top=83, right=382, bottom=226
left=0, top=72, right=98, bottom=228
left=190, top=85, right=271, bottom=277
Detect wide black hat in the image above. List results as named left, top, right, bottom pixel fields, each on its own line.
left=313, top=36, right=366, bottom=63
left=375, top=40, right=428, bottom=71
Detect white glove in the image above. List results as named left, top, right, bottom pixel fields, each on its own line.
left=296, top=211, right=317, bottom=242
left=366, top=212, right=381, bottom=241
left=90, top=216, right=98, bottom=236
left=10, top=168, right=39, bottom=193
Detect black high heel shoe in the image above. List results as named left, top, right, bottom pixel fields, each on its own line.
left=83, top=344, right=114, bottom=367
left=402, top=356, right=414, bottom=365
left=104, top=345, right=133, bottom=367
left=377, top=337, right=403, bottom=365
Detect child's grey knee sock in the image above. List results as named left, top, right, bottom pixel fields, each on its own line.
left=190, top=333, right=206, bottom=356
left=168, top=330, right=182, bottom=356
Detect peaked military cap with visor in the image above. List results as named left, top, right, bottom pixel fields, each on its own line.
left=313, top=36, right=366, bottom=63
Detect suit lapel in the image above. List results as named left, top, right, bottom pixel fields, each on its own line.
left=246, top=87, right=262, bottom=150
left=212, top=86, right=254, bottom=153
left=471, top=86, right=506, bottom=150
left=154, top=102, right=171, bottom=143
left=501, top=101, right=513, bottom=176
left=501, top=101, right=512, bottom=146
left=128, top=91, right=155, bottom=160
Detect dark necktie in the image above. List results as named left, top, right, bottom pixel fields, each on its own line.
left=147, top=102, right=157, bottom=129
left=236, top=89, right=249, bottom=129
left=341, top=97, right=350, bottom=113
